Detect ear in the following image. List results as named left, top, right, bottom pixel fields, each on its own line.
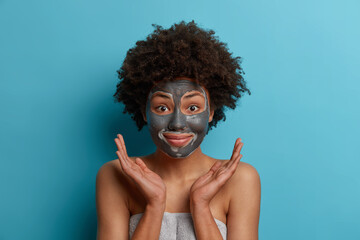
left=208, top=109, right=214, bottom=123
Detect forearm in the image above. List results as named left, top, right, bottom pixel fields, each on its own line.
left=131, top=204, right=165, bottom=240
left=190, top=202, right=224, bottom=240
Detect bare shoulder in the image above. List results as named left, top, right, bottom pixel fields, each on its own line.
left=224, top=161, right=261, bottom=202
left=96, top=155, right=152, bottom=191
left=230, top=161, right=260, bottom=184
left=96, top=156, right=146, bottom=209
left=96, top=158, right=131, bottom=208
left=96, top=157, right=137, bottom=183
left=97, top=159, right=121, bottom=178
left=96, top=159, right=131, bottom=239
left=224, top=161, right=261, bottom=239
left=96, top=158, right=139, bottom=204
left=96, top=159, right=129, bottom=190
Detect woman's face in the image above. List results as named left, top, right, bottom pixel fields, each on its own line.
left=145, top=79, right=214, bottom=158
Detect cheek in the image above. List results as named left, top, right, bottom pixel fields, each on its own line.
left=186, top=112, right=209, bottom=132
left=148, top=113, right=171, bottom=131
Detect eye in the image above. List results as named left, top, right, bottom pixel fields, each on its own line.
left=156, top=105, right=169, bottom=112
left=188, top=105, right=199, bottom=112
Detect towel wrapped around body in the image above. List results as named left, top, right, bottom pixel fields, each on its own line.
left=129, top=212, right=227, bottom=240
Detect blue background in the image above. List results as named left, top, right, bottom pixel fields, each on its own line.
left=1, top=0, right=359, bottom=239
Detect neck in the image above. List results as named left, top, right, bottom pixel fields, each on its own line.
left=148, top=147, right=213, bottom=183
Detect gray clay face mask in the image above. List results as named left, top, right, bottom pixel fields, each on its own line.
left=145, top=79, right=210, bottom=158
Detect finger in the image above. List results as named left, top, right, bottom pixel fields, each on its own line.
left=227, top=139, right=242, bottom=167
left=231, top=139, right=242, bottom=159
left=199, top=162, right=222, bottom=182
left=225, top=142, right=243, bottom=174
left=135, top=158, right=148, bottom=171
left=116, top=151, right=124, bottom=171
left=209, top=161, right=222, bottom=173
left=117, top=152, right=141, bottom=181
left=216, top=154, right=242, bottom=182
left=232, top=140, right=243, bottom=159
left=228, top=154, right=242, bottom=173
left=115, top=137, right=125, bottom=156
left=115, top=135, right=124, bottom=155
left=116, top=135, right=133, bottom=168
left=197, top=166, right=221, bottom=184
left=229, top=142, right=243, bottom=168
left=230, top=138, right=241, bottom=160
left=116, top=150, right=129, bottom=170
left=238, top=141, right=244, bottom=153
left=115, top=137, right=130, bottom=165
left=118, top=134, right=128, bottom=157
left=114, top=137, right=123, bottom=152
left=118, top=149, right=130, bottom=168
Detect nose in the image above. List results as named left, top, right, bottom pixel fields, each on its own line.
left=168, top=108, right=187, bottom=131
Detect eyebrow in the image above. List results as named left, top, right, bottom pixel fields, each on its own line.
left=151, top=92, right=172, bottom=99
left=183, top=92, right=205, bottom=99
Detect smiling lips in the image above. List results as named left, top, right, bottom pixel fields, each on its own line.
left=162, top=133, right=194, bottom=147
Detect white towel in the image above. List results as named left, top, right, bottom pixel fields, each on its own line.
left=129, top=212, right=227, bottom=240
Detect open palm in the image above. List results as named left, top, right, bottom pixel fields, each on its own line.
left=115, top=134, right=166, bottom=206
left=190, top=138, right=243, bottom=205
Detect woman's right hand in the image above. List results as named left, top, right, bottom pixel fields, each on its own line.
left=115, top=134, right=166, bottom=209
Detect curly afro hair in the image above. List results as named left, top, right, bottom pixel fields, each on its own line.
left=114, top=20, right=251, bottom=131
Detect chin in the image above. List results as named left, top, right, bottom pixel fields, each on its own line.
left=162, top=147, right=197, bottom=159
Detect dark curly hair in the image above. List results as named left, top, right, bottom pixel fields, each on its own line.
left=114, top=20, right=251, bottom=131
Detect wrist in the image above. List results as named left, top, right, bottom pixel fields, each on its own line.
left=147, top=193, right=167, bottom=210
left=190, top=195, right=209, bottom=207
left=146, top=202, right=166, bottom=213
left=190, top=199, right=210, bottom=213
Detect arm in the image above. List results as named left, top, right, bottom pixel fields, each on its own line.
left=190, top=138, right=243, bottom=240
left=226, top=163, right=261, bottom=240
left=190, top=162, right=261, bottom=240
left=96, top=159, right=167, bottom=240
left=130, top=204, right=165, bottom=239
left=96, top=161, right=130, bottom=240
left=190, top=202, right=224, bottom=240
left=117, top=134, right=167, bottom=239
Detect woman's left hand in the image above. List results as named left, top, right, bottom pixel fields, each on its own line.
left=190, top=138, right=244, bottom=207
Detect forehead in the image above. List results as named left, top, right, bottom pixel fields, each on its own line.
left=150, top=79, right=205, bottom=97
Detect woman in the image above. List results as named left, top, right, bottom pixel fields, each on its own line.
left=96, top=21, right=261, bottom=240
